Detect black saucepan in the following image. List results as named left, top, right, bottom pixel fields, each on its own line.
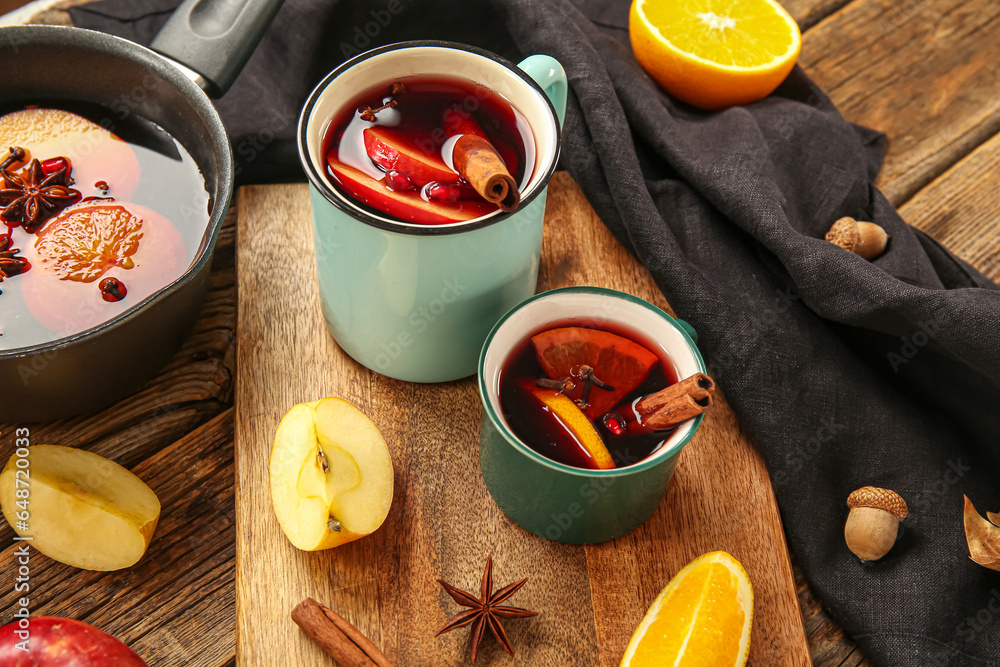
left=0, top=0, right=283, bottom=421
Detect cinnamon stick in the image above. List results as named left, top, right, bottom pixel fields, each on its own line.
left=291, top=598, right=394, bottom=667
left=634, top=372, right=715, bottom=430
left=445, top=110, right=520, bottom=212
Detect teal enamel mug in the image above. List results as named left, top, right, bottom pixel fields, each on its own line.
left=478, top=287, right=707, bottom=544
left=298, top=41, right=566, bottom=382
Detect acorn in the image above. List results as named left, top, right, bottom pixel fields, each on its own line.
left=825, top=216, right=889, bottom=259
left=845, top=487, right=908, bottom=561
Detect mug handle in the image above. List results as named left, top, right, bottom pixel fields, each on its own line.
left=673, top=317, right=698, bottom=344
left=518, top=55, right=567, bottom=128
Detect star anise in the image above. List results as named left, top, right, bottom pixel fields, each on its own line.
left=0, top=156, right=79, bottom=232
left=0, top=235, right=30, bottom=294
left=436, top=557, right=538, bottom=663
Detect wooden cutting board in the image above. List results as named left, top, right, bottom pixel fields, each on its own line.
left=235, top=173, right=812, bottom=666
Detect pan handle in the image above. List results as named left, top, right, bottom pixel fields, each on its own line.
left=150, top=0, right=285, bottom=98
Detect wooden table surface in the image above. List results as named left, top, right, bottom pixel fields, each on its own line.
left=234, top=179, right=810, bottom=666
left=4, top=0, right=999, bottom=665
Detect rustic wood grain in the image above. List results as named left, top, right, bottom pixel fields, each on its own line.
left=0, top=409, right=236, bottom=667
left=800, top=0, right=1000, bottom=207
left=783, top=0, right=853, bottom=30
left=235, top=178, right=810, bottom=666
left=898, top=131, right=1000, bottom=283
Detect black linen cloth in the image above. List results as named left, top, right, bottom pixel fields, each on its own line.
left=69, top=1, right=1000, bottom=664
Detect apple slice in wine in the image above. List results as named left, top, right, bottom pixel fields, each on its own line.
left=363, top=126, right=459, bottom=187
left=326, top=156, right=496, bottom=225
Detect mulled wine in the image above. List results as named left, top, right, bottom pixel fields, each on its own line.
left=0, top=103, right=210, bottom=350
left=322, top=74, right=535, bottom=225
left=498, top=323, right=681, bottom=470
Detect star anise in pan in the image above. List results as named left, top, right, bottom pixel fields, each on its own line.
left=1, top=155, right=79, bottom=232
left=0, top=235, right=29, bottom=294
left=436, top=557, right=538, bottom=663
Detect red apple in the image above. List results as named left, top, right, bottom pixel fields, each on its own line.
left=363, top=126, right=459, bottom=187
left=0, top=617, right=148, bottom=666
left=326, top=156, right=496, bottom=225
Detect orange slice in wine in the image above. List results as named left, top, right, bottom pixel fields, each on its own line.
left=0, top=108, right=140, bottom=201
left=21, top=201, right=186, bottom=335
left=532, top=327, right=659, bottom=418
left=523, top=383, right=615, bottom=469
left=34, top=204, right=143, bottom=282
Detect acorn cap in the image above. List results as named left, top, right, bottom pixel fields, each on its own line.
left=847, top=486, right=908, bottom=520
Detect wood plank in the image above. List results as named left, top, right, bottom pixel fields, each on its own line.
left=0, top=409, right=236, bottom=667
left=898, top=130, right=1000, bottom=283
left=783, top=0, right=853, bottom=30
left=235, top=176, right=809, bottom=665
left=801, top=0, right=1000, bottom=207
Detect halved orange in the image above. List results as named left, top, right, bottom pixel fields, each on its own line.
left=629, top=0, right=801, bottom=110
left=22, top=201, right=186, bottom=335
left=620, top=551, right=753, bottom=667
left=532, top=327, right=658, bottom=418
left=0, top=108, right=141, bottom=200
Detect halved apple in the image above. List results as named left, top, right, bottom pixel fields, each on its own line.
left=363, top=126, right=459, bottom=187
left=524, top=384, right=616, bottom=470
left=269, top=397, right=394, bottom=551
left=327, top=156, right=496, bottom=225
left=0, top=445, right=160, bottom=571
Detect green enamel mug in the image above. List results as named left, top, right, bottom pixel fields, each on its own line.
left=478, top=287, right=706, bottom=544
left=298, top=41, right=566, bottom=382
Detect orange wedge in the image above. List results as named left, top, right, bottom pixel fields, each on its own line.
left=620, top=551, right=753, bottom=667
left=524, top=384, right=615, bottom=470
left=532, top=327, right=658, bottom=418
left=629, top=0, right=801, bottom=110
